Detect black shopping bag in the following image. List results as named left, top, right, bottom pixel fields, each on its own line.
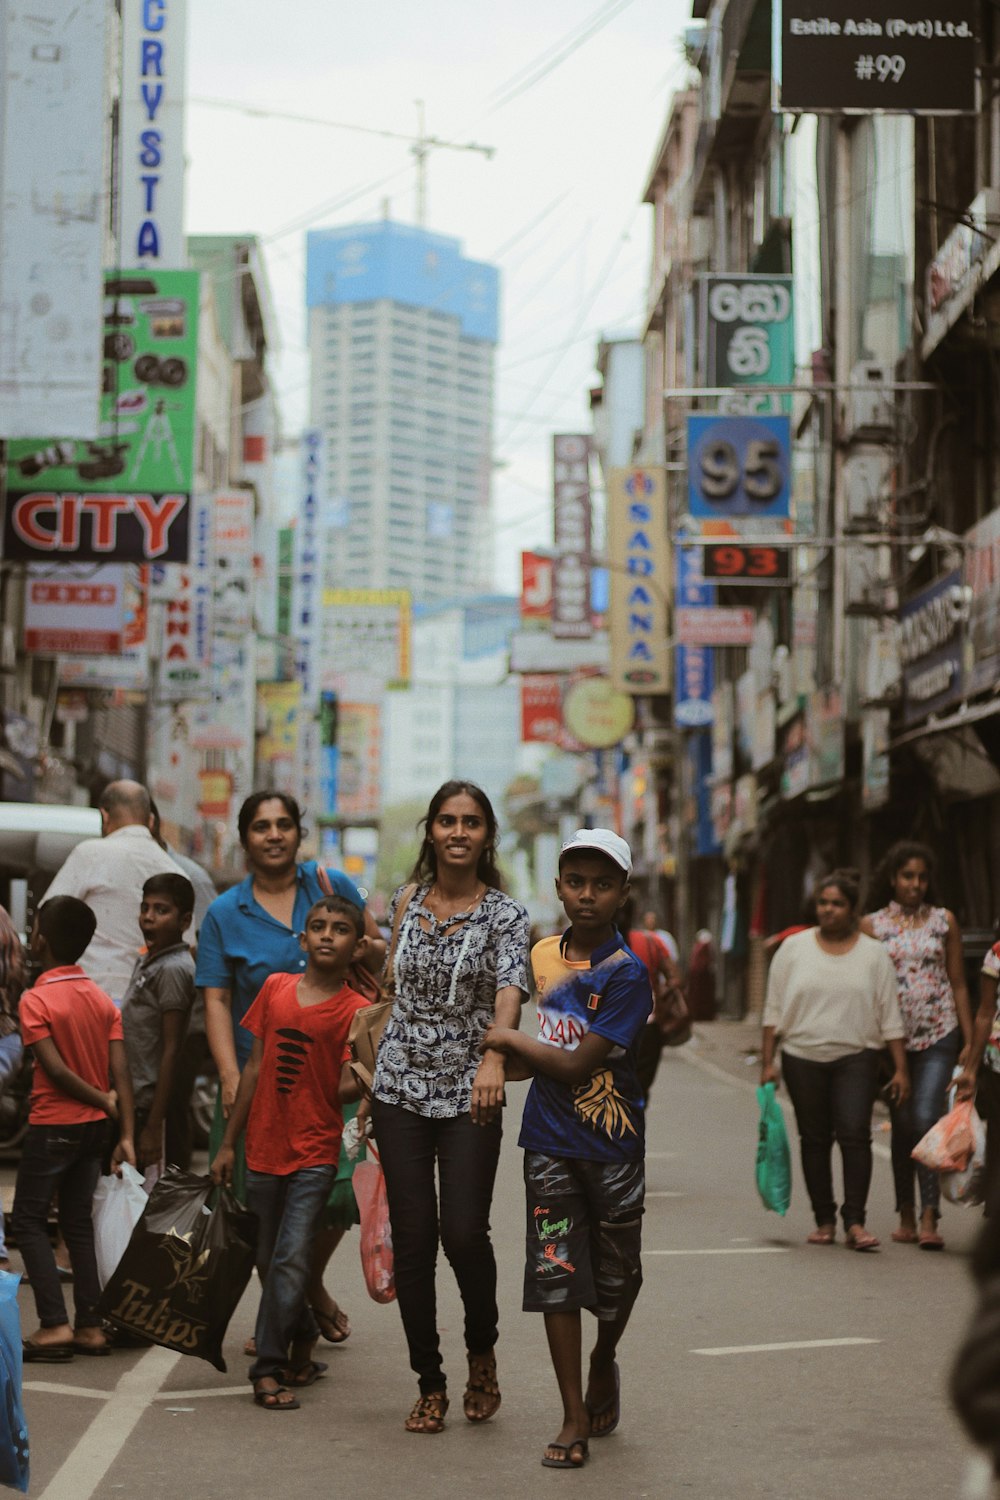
left=98, top=1168, right=257, bottom=1372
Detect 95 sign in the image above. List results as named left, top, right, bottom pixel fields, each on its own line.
left=687, top=415, right=791, bottom=519
left=702, top=544, right=791, bottom=582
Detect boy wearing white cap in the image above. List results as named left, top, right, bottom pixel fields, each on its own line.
left=480, top=828, right=650, bottom=1470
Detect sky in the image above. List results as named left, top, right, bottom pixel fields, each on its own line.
left=183, top=0, right=697, bottom=592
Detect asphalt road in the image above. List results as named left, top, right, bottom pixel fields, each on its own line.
left=3, top=1038, right=987, bottom=1499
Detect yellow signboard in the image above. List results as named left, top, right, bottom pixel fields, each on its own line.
left=606, top=467, right=671, bottom=695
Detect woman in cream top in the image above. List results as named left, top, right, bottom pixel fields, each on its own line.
left=761, top=869, right=907, bottom=1252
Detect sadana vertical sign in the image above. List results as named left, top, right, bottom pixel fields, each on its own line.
left=607, top=467, right=670, bottom=695
left=780, top=4, right=977, bottom=113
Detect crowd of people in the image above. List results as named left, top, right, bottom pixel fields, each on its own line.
left=0, top=785, right=998, bottom=1472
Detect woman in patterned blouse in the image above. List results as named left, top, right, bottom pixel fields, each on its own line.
left=371, top=781, right=530, bottom=1437
left=862, top=842, right=972, bottom=1250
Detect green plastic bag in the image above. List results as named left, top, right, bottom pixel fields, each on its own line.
left=756, top=1083, right=792, bottom=1215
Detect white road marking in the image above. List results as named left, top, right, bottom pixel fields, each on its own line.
left=36, top=1344, right=182, bottom=1500
left=692, top=1338, right=880, bottom=1356
left=23, top=1381, right=108, bottom=1400
left=645, top=1247, right=790, bottom=1256
left=153, top=1385, right=248, bottom=1400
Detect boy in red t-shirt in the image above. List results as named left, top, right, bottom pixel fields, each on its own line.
left=211, top=896, right=369, bottom=1411
left=12, top=896, right=135, bottom=1361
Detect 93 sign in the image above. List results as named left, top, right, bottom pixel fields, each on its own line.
left=702, top=544, right=791, bottom=582
left=687, top=415, right=792, bottom=519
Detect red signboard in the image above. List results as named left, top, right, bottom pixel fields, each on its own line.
left=521, top=675, right=563, bottom=744
left=521, top=552, right=553, bottom=622
left=24, top=564, right=126, bottom=654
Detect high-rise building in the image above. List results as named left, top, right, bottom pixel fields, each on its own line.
left=306, top=221, right=500, bottom=604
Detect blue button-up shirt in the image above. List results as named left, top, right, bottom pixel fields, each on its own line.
left=194, top=860, right=363, bottom=1067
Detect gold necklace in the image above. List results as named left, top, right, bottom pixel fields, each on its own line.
left=428, top=882, right=485, bottom=920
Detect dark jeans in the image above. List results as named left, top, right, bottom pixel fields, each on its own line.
left=371, top=1099, right=502, bottom=1394
left=12, top=1120, right=110, bottom=1329
left=246, top=1165, right=334, bottom=1383
left=781, top=1049, right=880, bottom=1231
left=889, top=1027, right=962, bottom=1218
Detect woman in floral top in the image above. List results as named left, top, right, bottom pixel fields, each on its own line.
left=371, top=781, right=530, bottom=1437
left=862, top=842, right=972, bottom=1249
left=956, top=930, right=1000, bottom=1217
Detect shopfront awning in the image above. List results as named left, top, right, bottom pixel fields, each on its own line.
left=890, top=696, right=1000, bottom=750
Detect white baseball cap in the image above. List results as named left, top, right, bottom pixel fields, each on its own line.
left=559, top=828, right=632, bottom=876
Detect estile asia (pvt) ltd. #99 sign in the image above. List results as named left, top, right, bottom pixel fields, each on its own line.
left=687, top=415, right=791, bottom=521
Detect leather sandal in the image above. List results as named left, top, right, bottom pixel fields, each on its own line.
left=845, top=1227, right=880, bottom=1252
left=463, top=1351, right=501, bottom=1422
left=405, top=1390, right=449, bottom=1433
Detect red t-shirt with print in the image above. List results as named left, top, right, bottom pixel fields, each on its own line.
left=19, top=965, right=124, bottom=1125
left=242, top=972, right=369, bottom=1175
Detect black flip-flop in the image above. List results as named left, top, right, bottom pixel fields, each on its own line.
left=586, top=1359, right=621, bottom=1437
left=22, top=1342, right=73, bottom=1363
left=541, top=1438, right=589, bottom=1469
left=253, top=1384, right=300, bottom=1412
left=284, top=1360, right=328, bottom=1388
left=312, top=1306, right=350, bottom=1344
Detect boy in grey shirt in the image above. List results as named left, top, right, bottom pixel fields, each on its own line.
left=121, top=873, right=195, bottom=1173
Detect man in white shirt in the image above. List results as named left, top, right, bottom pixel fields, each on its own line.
left=44, top=781, right=184, bottom=1002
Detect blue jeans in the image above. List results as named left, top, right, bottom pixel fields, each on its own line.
left=246, top=1165, right=335, bottom=1382
left=12, top=1119, right=109, bottom=1328
left=781, top=1049, right=880, bottom=1230
left=889, top=1027, right=962, bottom=1218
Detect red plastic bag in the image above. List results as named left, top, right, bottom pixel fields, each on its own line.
left=911, top=1099, right=976, bottom=1173
left=353, top=1148, right=395, bottom=1304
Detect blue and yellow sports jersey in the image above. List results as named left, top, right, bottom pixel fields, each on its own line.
left=518, top=929, right=651, bottom=1163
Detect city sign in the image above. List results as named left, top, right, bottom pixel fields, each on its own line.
left=780, top=3, right=977, bottom=114
left=2, top=491, right=188, bottom=563
left=687, top=415, right=791, bottom=520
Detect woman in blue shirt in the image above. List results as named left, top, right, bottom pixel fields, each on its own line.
left=196, top=790, right=385, bottom=1345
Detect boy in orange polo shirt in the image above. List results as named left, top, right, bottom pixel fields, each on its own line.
left=13, top=896, right=135, bottom=1361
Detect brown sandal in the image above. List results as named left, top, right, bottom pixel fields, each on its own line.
left=405, top=1390, right=449, bottom=1434
left=463, top=1351, right=501, bottom=1422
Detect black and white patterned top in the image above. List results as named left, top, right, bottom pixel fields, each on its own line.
left=372, top=882, right=531, bottom=1118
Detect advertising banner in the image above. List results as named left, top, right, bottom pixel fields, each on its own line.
left=520, top=551, right=553, bottom=624
left=335, top=703, right=381, bottom=821
left=4, top=269, right=199, bottom=561
left=153, top=493, right=212, bottom=701
left=212, top=492, right=254, bottom=630
left=258, top=680, right=301, bottom=769
left=119, top=0, right=188, bottom=267
left=674, top=545, right=714, bottom=728
left=964, top=509, right=1000, bottom=696
left=57, top=566, right=149, bottom=689
left=24, top=564, right=125, bottom=655
left=699, top=275, right=794, bottom=414
left=293, top=429, right=324, bottom=822
left=780, top=3, right=977, bottom=114
left=607, top=467, right=670, bottom=694
left=320, top=589, right=412, bottom=689
left=687, top=415, right=791, bottom=521
left=675, top=606, right=755, bottom=647
left=0, top=0, right=108, bottom=439
left=521, top=675, right=564, bottom=745
left=551, top=434, right=592, bottom=639
left=899, top=569, right=965, bottom=726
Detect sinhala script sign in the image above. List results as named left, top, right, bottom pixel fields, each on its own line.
left=780, top=3, right=977, bottom=114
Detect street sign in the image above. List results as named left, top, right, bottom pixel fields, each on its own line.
left=702, top=543, right=791, bottom=582
left=675, top=607, right=756, bottom=647
left=687, top=415, right=791, bottom=520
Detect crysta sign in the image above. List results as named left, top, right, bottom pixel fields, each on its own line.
left=119, top=0, right=188, bottom=266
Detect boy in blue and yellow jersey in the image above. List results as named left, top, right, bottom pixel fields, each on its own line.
left=481, top=829, right=650, bottom=1471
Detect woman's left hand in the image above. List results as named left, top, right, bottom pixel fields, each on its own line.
left=470, top=1052, right=506, bottom=1125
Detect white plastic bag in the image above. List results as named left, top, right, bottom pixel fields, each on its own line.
left=941, top=1107, right=987, bottom=1206
left=93, top=1164, right=148, bottom=1287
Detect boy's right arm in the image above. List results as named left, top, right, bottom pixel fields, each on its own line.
left=482, top=1026, right=615, bottom=1086
left=210, top=1038, right=262, bottom=1184
left=108, top=1037, right=136, bottom=1171
left=30, top=1037, right=118, bottom=1117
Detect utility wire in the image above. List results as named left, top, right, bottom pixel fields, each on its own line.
left=488, top=0, right=642, bottom=111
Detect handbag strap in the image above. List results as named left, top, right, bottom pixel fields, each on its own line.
left=383, top=883, right=417, bottom=991
left=316, top=863, right=334, bottom=897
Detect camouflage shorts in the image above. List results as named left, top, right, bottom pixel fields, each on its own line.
left=522, top=1152, right=644, bottom=1320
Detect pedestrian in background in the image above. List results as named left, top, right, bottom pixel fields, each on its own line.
left=196, top=791, right=384, bottom=1349
left=0, top=904, right=25, bottom=1271
left=121, top=872, right=195, bottom=1177
left=955, top=926, right=1000, bottom=1215
left=370, top=780, right=529, bottom=1435
left=640, top=908, right=679, bottom=965
left=623, top=898, right=686, bottom=1101
left=862, top=841, right=972, bottom=1250
left=44, top=780, right=184, bottom=1003
left=761, top=868, right=907, bottom=1251
left=13, top=897, right=135, bottom=1360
